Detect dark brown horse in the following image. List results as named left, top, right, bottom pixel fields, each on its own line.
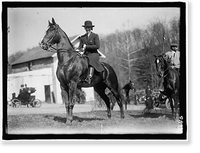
left=39, top=18, right=124, bottom=123
left=122, top=80, right=135, bottom=110
left=154, top=54, right=179, bottom=119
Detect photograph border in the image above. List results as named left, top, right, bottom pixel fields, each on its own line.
left=2, top=1, right=187, bottom=140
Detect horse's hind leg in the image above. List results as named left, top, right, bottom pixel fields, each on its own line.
left=94, top=86, right=111, bottom=118
left=111, top=89, right=125, bottom=119
left=169, top=97, right=175, bottom=120
left=124, top=99, right=128, bottom=111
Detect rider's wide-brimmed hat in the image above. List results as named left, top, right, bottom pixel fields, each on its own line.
left=170, top=43, right=178, bottom=47
left=82, top=20, right=95, bottom=27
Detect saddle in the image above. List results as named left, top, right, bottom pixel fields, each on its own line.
left=87, top=63, right=107, bottom=84
left=78, top=58, right=108, bottom=86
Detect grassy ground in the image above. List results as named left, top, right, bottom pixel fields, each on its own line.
left=7, top=109, right=182, bottom=134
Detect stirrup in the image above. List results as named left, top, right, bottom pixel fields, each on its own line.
left=85, top=76, right=92, bottom=84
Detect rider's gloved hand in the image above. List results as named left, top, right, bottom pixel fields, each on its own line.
left=83, top=44, right=86, bottom=51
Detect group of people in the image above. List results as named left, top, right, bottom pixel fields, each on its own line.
left=19, top=84, right=30, bottom=94
left=77, top=20, right=180, bottom=84
left=18, top=84, right=30, bottom=101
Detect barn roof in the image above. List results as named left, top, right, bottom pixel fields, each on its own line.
left=11, top=47, right=55, bottom=65
left=11, top=35, right=78, bottom=66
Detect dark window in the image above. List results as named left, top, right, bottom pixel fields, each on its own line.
left=28, top=62, right=32, bottom=71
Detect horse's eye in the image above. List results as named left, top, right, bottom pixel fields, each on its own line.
left=49, top=27, right=54, bottom=31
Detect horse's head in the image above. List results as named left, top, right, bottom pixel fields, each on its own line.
left=40, top=18, right=74, bottom=53
left=129, top=80, right=135, bottom=90
left=39, top=18, right=61, bottom=51
left=154, top=54, right=166, bottom=77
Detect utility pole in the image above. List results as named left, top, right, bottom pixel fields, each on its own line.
left=162, top=34, right=165, bottom=54
left=128, top=50, right=131, bottom=81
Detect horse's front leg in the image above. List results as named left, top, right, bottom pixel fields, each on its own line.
left=61, top=87, right=73, bottom=124
left=67, top=81, right=77, bottom=123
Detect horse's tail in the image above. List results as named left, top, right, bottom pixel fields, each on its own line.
left=102, top=62, right=123, bottom=101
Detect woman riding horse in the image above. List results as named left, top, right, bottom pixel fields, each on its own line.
left=78, top=20, right=104, bottom=84
left=40, top=18, right=124, bottom=123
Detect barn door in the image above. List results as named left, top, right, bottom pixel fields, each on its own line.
left=44, top=85, right=51, bottom=103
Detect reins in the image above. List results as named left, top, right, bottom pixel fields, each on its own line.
left=45, top=25, right=84, bottom=58
left=163, top=65, right=171, bottom=78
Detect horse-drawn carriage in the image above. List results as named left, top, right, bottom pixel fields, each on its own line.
left=10, top=87, right=42, bottom=108
left=152, top=89, right=175, bottom=109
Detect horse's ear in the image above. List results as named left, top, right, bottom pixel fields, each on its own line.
left=52, top=18, right=56, bottom=25
left=48, top=20, right=52, bottom=26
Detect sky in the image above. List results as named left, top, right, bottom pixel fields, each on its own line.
left=7, top=7, right=180, bottom=56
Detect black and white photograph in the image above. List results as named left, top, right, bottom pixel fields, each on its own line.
left=2, top=1, right=187, bottom=140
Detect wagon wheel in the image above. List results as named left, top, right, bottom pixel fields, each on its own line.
left=33, top=99, right=42, bottom=108
left=165, top=98, right=175, bottom=109
left=153, top=99, right=160, bottom=108
left=27, top=102, right=34, bottom=108
left=138, top=96, right=146, bottom=104
left=7, top=98, right=12, bottom=107
left=11, top=99, right=21, bottom=108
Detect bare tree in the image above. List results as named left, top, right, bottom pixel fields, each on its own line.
left=100, top=18, right=179, bottom=89
left=169, top=17, right=180, bottom=45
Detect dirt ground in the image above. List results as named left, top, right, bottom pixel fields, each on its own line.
left=7, top=102, right=183, bottom=135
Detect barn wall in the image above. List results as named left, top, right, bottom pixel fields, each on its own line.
left=7, top=68, right=54, bottom=102
left=12, top=58, right=53, bottom=73
left=32, top=58, right=53, bottom=69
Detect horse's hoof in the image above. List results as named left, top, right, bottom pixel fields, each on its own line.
left=66, top=120, right=72, bottom=125
left=66, top=117, right=73, bottom=125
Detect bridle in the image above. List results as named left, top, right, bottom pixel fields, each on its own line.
left=40, top=24, right=84, bottom=57
left=40, top=26, right=59, bottom=53
left=156, top=56, right=171, bottom=78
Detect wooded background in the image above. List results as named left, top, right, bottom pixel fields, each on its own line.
left=8, top=17, right=180, bottom=90
left=100, top=17, right=180, bottom=89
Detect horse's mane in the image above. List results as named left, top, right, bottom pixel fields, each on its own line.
left=56, top=24, right=75, bottom=50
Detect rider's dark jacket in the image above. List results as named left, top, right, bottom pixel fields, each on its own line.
left=79, top=32, right=104, bottom=72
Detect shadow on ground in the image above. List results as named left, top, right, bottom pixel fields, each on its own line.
left=52, top=115, right=105, bottom=123
left=129, top=112, right=173, bottom=119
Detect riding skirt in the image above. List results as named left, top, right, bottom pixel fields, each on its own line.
left=86, top=52, right=104, bottom=72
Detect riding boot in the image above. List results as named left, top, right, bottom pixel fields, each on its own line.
left=85, top=67, right=94, bottom=84
left=160, top=90, right=167, bottom=95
